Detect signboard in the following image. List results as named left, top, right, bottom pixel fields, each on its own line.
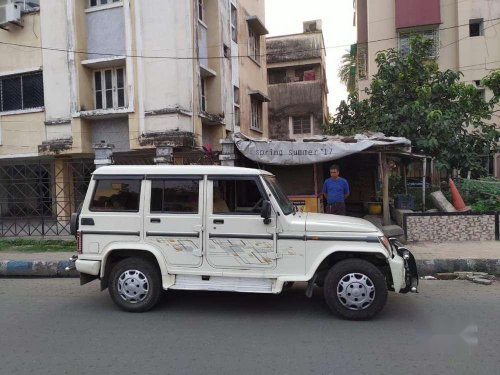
left=234, top=133, right=411, bottom=166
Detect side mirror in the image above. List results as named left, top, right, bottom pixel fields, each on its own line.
left=260, top=200, right=272, bottom=224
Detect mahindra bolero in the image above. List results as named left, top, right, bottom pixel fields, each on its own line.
left=69, top=165, right=418, bottom=320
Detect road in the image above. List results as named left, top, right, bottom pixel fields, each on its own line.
left=0, top=279, right=499, bottom=375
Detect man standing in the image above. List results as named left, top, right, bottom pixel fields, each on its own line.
left=322, top=164, right=350, bottom=215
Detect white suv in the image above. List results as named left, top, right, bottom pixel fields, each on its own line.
left=70, top=165, right=418, bottom=320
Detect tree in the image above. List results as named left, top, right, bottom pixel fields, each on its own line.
left=326, top=36, right=500, bottom=175
left=338, top=50, right=357, bottom=95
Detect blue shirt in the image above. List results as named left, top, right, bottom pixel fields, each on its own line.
left=322, top=177, right=350, bottom=204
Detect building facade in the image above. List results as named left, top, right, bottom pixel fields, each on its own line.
left=0, top=0, right=269, bottom=236
left=266, top=20, right=328, bottom=140
left=354, top=0, right=500, bottom=176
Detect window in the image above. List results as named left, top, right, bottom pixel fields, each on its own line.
left=233, top=86, right=239, bottom=105
left=90, top=179, right=141, bottom=212
left=94, top=68, right=126, bottom=110
left=250, top=97, right=262, bottom=131
left=399, top=28, right=439, bottom=57
left=223, top=44, right=231, bottom=58
left=263, top=175, right=294, bottom=215
left=198, top=0, right=204, bottom=21
left=89, top=0, right=121, bottom=7
left=230, top=4, right=238, bottom=42
left=0, top=71, right=44, bottom=112
left=200, top=77, right=207, bottom=112
left=477, top=88, right=486, bottom=101
left=16, top=0, right=40, bottom=11
left=234, top=106, right=240, bottom=128
left=212, top=179, right=265, bottom=214
left=233, top=86, right=240, bottom=128
left=469, top=19, right=483, bottom=37
left=357, top=43, right=368, bottom=80
left=151, top=179, right=199, bottom=214
left=268, top=69, right=287, bottom=84
left=292, top=115, right=311, bottom=135
left=248, top=27, right=261, bottom=63
left=294, top=66, right=316, bottom=82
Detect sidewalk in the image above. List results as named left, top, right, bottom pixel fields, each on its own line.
left=0, top=241, right=499, bottom=277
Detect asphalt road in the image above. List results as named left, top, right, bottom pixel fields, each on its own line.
left=0, top=279, right=499, bottom=375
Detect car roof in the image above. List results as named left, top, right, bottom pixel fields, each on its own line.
left=93, top=165, right=273, bottom=176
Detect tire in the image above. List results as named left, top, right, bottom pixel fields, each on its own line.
left=323, top=259, right=388, bottom=320
left=108, top=257, right=162, bottom=313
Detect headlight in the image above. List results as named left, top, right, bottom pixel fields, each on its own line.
left=378, top=236, right=392, bottom=256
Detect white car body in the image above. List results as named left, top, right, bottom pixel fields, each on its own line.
left=73, top=165, right=417, bottom=317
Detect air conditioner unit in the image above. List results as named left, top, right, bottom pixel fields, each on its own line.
left=0, top=1, right=22, bottom=27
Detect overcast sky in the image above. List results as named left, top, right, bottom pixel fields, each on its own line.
left=265, top=0, right=356, bottom=115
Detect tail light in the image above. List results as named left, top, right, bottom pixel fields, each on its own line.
left=77, top=230, right=82, bottom=254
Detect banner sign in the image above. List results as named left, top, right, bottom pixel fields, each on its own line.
left=234, top=133, right=411, bottom=166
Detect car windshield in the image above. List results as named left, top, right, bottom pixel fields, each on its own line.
left=262, top=175, right=295, bottom=215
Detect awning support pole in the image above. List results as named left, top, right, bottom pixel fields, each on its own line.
left=422, top=158, right=427, bottom=212
left=382, top=152, right=390, bottom=226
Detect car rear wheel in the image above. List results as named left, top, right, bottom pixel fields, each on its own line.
left=109, top=257, right=162, bottom=312
left=323, top=259, right=388, bottom=320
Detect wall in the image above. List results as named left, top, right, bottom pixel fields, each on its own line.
left=0, top=11, right=44, bottom=155
left=395, top=0, right=441, bottom=29
left=405, top=212, right=499, bottom=242
left=268, top=81, right=324, bottom=139
left=139, top=0, right=194, bottom=134
left=40, top=0, right=72, bottom=129
left=237, top=0, right=268, bottom=138
left=91, top=118, right=130, bottom=152
left=86, top=6, right=126, bottom=60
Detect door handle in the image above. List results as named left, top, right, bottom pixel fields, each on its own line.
left=150, top=218, right=161, bottom=223
left=81, top=218, right=94, bottom=226
left=213, top=219, right=224, bottom=224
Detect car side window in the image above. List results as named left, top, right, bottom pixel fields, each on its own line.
left=150, top=179, right=199, bottom=214
left=90, top=179, right=141, bottom=212
left=212, top=179, right=264, bottom=214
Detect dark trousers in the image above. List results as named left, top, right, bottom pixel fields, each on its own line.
left=326, top=202, right=346, bottom=215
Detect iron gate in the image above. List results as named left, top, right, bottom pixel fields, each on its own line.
left=0, top=157, right=94, bottom=237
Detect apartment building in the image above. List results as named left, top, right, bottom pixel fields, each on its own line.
left=354, top=0, right=500, bottom=176
left=0, top=0, right=269, bottom=236
left=266, top=20, right=329, bottom=140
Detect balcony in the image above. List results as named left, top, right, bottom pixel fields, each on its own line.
left=395, top=0, right=441, bottom=29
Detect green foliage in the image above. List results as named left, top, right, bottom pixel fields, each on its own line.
left=338, top=50, right=357, bottom=95
left=327, top=36, right=500, bottom=175
left=0, top=239, right=76, bottom=252
left=456, top=177, right=500, bottom=212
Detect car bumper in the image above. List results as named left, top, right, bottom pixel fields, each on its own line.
left=388, top=241, right=419, bottom=293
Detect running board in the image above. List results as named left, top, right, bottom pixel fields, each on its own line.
left=171, top=275, right=274, bottom=293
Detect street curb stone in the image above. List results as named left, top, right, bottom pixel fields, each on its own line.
left=416, top=259, right=500, bottom=276
left=0, top=260, right=79, bottom=277
left=1, top=258, right=500, bottom=277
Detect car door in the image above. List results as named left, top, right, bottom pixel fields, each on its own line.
left=144, top=176, right=204, bottom=267
left=205, top=176, right=277, bottom=270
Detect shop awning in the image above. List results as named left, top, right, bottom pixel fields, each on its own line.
left=234, top=133, right=412, bottom=165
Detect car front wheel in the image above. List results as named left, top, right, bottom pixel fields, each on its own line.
left=323, top=258, right=388, bottom=320
left=108, top=257, right=162, bottom=312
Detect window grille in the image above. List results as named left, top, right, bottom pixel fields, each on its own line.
left=357, top=43, right=368, bottom=80
left=292, top=115, right=311, bottom=135
left=398, top=28, right=439, bottom=58
left=248, top=27, right=260, bottom=63
left=250, top=98, right=262, bottom=131
left=0, top=71, right=44, bottom=112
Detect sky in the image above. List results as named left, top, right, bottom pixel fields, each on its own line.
left=265, top=0, right=356, bottom=115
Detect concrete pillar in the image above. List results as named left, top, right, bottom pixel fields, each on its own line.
left=219, top=139, right=236, bottom=166
left=54, top=159, right=71, bottom=225
left=93, top=142, right=114, bottom=169
left=154, top=142, right=174, bottom=165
